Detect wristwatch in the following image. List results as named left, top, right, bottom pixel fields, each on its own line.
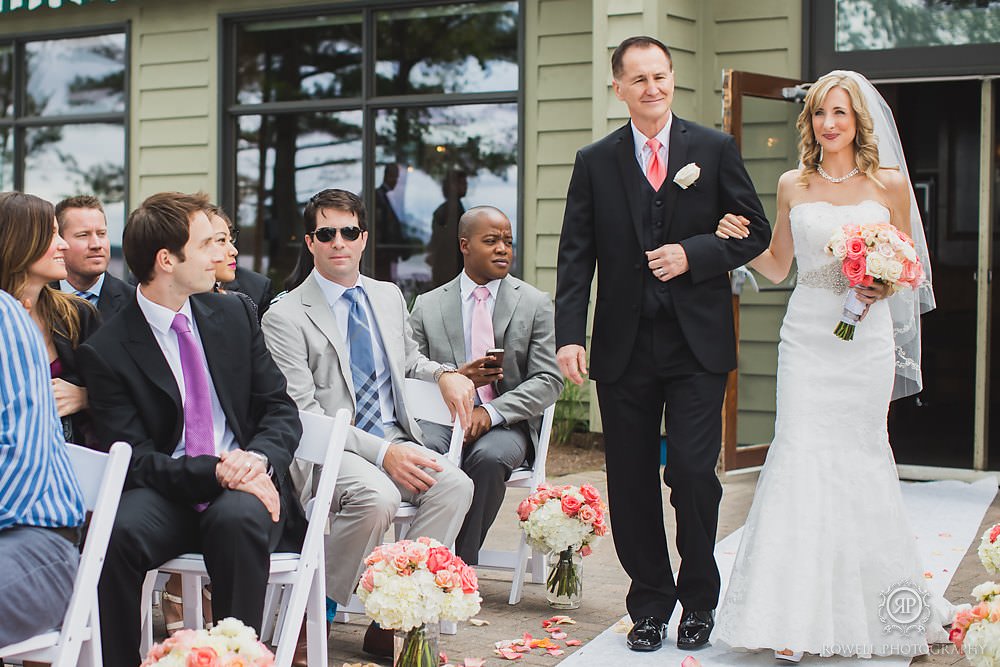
left=433, top=364, right=459, bottom=382
left=247, top=450, right=273, bottom=477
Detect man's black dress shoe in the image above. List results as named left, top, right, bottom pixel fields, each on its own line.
left=362, top=620, right=394, bottom=658
left=677, top=609, right=714, bottom=649
left=626, top=616, right=668, bottom=652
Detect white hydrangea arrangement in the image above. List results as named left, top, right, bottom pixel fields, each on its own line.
left=139, top=617, right=274, bottom=667
left=980, top=524, right=1000, bottom=574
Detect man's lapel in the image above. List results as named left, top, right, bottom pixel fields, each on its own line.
left=614, top=123, right=645, bottom=248
left=360, top=276, right=403, bottom=381
left=301, top=274, right=353, bottom=393
left=440, top=276, right=466, bottom=364
left=122, top=300, right=181, bottom=410
left=492, top=277, right=522, bottom=348
left=661, top=116, right=690, bottom=237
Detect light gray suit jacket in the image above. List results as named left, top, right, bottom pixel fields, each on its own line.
left=410, top=274, right=563, bottom=447
left=261, top=272, right=446, bottom=465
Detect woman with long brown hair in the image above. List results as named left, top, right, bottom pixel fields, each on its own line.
left=0, top=191, right=101, bottom=445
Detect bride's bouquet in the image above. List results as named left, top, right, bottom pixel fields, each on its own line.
left=140, top=617, right=274, bottom=667
left=824, top=222, right=924, bottom=341
left=357, top=537, right=480, bottom=667
left=979, top=524, right=1000, bottom=573
left=951, top=583, right=1000, bottom=666
left=517, top=483, right=607, bottom=604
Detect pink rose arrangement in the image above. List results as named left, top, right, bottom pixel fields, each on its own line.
left=517, top=483, right=607, bottom=606
left=951, top=583, right=1000, bottom=665
left=357, top=537, right=481, bottom=667
left=139, top=617, right=274, bottom=667
left=979, top=524, right=1000, bottom=574
left=824, top=222, right=924, bottom=340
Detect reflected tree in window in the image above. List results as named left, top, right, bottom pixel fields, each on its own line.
left=836, top=0, right=1000, bottom=50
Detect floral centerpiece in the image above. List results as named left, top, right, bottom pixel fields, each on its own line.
left=357, top=537, right=481, bottom=667
left=951, top=582, right=1000, bottom=666
left=980, top=524, right=1000, bottom=574
left=517, top=483, right=607, bottom=608
left=140, top=617, right=274, bottom=667
left=824, top=222, right=924, bottom=340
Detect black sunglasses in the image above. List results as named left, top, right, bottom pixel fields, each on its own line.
left=308, top=226, right=363, bottom=243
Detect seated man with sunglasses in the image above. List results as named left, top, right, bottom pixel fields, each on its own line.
left=261, top=188, right=475, bottom=659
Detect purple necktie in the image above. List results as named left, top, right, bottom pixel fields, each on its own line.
left=170, top=313, right=215, bottom=511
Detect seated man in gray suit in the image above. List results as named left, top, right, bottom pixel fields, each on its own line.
left=261, top=189, right=475, bottom=657
left=410, top=206, right=563, bottom=564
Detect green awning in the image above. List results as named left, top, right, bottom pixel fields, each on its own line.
left=0, top=0, right=116, bottom=12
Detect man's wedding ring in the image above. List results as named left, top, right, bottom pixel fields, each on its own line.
left=656, top=268, right=663, bottom=276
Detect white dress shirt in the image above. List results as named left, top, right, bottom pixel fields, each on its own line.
left=459, top=270, right=504, bottom=427
left=631, top=112, right=673, bottom=180
left=135, top=286, right=238, bottom=459
left=312, top=269, right=398, bottom=433
left=61, top=272, right=106, bottom=302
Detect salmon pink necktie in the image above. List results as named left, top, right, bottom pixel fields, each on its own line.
left=471, top=286, right=497, bottom=403
left=646, top=137, right=666, bottom=190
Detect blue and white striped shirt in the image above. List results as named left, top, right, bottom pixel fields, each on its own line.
left=0, top=290, right=85, bottom=530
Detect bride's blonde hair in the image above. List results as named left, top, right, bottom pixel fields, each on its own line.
left=796, top=71, right=883, bottom=189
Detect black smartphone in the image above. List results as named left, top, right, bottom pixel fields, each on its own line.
left=485, top=348, right=504, bottom=368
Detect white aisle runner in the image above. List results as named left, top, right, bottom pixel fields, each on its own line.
left=562, top=478, right=998, bottom=667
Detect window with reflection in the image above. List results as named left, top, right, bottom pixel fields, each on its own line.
left=224, top=3, right=520, bottom=298
left=836, top=0, right=1000, bottom=51
left=0, top=30, right=126, bottom=264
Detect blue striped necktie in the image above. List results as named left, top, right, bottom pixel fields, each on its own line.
left=74, top=290, right=98, bottom=306
left=342, top=287, right=383, bottom=437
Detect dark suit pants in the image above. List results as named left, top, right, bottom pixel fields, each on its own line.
left=596, top=317, right=727, bottom=622
left=99, top=487, right=284, bottom=667
left=420, top=420, right=530, bottom=564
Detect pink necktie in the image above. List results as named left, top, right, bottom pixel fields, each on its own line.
left=471, top=286, right=497, bottom=403
left=646, top=137, right=666, bottom=190
left=171, top=313, right=215, bottom=511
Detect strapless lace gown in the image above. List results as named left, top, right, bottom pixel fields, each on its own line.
left=715, top=200, right=947, bottom=656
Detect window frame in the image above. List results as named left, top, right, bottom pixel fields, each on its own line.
left=805, top=0, right=1000, bottom=79
left=0, top=21, right=130, bottom=199
left=218, top=0, right=525, bottom=278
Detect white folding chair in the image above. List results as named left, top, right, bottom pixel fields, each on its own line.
left=0, top=441, right=132, bottom=667
left=139, top=409, right=350, bottom=667
left=476, top=402, right=556, bottom=604
left=334, top=378, right=463, bottom=633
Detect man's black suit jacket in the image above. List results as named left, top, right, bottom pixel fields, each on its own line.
left=49, top=271, right=134, bottom=320
left=555, top=117, right=772, bottom=382
left=77, top=291, right=305, bottom=542
left=224, top=267, right=273, bottom=321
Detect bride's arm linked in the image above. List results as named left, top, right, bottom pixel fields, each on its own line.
left=715, top=170, right=796, bottom=284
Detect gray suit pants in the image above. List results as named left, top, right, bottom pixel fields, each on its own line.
left=420, top=420, right=530, bottom=564
left=319, top=424, right=473, bottom=604
left=0, top=526, right=79, bottom=646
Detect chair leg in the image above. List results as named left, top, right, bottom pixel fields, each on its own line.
left=509, top=534, right=533, bottom=605
left=306, top=567, right=328, bottom=667
left=140, top=570, right=158, bottom=655
left=80, top=603, right=103, bottom=667
left=181, top=573, right=203, bottom=630
left=528, top=546, right=545, bottom=583
left=260, top=583, right=281, bottom=644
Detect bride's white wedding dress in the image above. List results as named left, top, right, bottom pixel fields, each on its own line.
left=715, top=200, right=948, bottom=657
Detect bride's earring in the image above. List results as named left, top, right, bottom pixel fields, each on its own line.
left=818, top=146, right=824, bottom=165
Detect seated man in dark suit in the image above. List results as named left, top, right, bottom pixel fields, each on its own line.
left=410, top=206, right=563, bottom=564
left=78, top=192, right=303, bottom=667
left=0, top=288, right=86, bottom=649
left=54, top=195, right=134, bottom=318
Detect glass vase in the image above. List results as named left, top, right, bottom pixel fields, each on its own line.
left=546, top=548, right=583, bottom=609
left=393, top=622, right=440, bottom=667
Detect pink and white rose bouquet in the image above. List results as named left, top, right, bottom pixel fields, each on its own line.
left=979, top=524, right=1000, bottom=574
left=517, top=483, right=607, bottom=605
left=139, top=617, right=274, bottom=667
left=824, top=222, right=924, bottom=340
left=951, top=584, right=1000, bottom=666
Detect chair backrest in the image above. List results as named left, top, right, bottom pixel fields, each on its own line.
left=57, top=441, right=131, bottom=665
left=295, top=409, right=349, bottom=540
left=403, top=378, right=464, bottom=464
left=531, top=403, right=556, bottom=488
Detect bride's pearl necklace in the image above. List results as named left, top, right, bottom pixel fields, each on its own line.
left=817, top=164, right=859, bottom=183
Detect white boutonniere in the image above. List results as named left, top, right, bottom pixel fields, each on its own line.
left=674, top=162, right=701, bottom=189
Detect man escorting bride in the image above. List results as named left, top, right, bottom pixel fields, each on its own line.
left=713, top=70, right=945, bottom=658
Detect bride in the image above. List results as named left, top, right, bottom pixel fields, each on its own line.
left=712, top=70, right=942, bottom=659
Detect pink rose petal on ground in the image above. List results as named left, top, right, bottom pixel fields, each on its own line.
left=497, top=649, right=522, bottom=660
left=468, top=618, right=489, bottom=627
left=547, top=649, right=565, bottom=656
left=939, top=532, right=952, bottom=538
left=565, top=639, right=582, bottom=646
left=682, top=656, right=702, bottom=667
left=923, top=571, right=933, bottom=579
left=464, top=659, right=486, bottom=667
left=551, top=631, right=567, bottom=640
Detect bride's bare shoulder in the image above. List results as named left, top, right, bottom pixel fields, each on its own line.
left=777, top=169, right=805, bottom=205
left=877, top=167, right=907, bottom=191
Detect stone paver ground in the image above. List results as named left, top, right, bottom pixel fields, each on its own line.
left=145, top=467, right=1000, bottom=666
